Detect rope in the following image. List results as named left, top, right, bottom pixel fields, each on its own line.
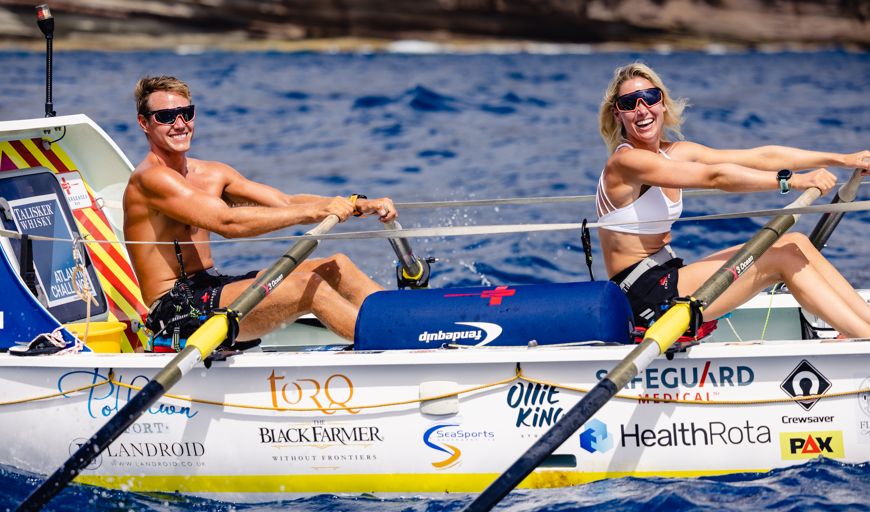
left=0, top=370, right=113, bottom=406
left=2, top=198, right=868, bottom=246
left=3, top=363, right=866, bottom=411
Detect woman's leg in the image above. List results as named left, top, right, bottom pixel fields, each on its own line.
left=677, top=233, right=870, bottom=338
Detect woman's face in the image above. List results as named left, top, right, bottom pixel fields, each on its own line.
left=615, top=77, right=665, bottom=149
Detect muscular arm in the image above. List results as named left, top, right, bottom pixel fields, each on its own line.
left=217, top=162, right=329, bottom=208
left=613, top=149, right=835, bottom=194
left=676, top=141, right=869, bottom=172
left=134, top=165, right=350, bottom=238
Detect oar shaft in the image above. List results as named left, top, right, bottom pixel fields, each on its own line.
left=384, top=220, right=423, bottom=278
left=808, top=168, right=863, bottom=250
left=464, top=188, right=821, bottom=512
left=18, top=216, right=338, bottom=511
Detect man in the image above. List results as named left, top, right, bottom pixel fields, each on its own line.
left=123, top=75, right=397, bottom=348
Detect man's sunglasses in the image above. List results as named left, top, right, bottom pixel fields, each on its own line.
left=144, top=105, right=196, bottom=125
left=614, top=88, right=663, bottom=112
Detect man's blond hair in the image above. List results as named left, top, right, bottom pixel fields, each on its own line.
left=134, top=75, right=191, bottom=116
left=598, top=63, right=688, bottom=154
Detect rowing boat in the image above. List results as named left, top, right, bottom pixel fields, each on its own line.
left=2, top=13, right=870, bottom=503
left=1, top=104, right=869, bottom=504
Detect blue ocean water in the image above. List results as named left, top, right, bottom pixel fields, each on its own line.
left=1, top=49, right=869, bottom=510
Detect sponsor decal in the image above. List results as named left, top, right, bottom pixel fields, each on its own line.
left=859, top=377, right=870, bottom=417
left=59, top=175, right=92, bottom=210
left=443, top=285, right=516, bottom=306
left=258, top=424, right=384, bottom=447
left=423, top=423, right=495, bottom=469
left=620, top=421, right=771, bottom=448
left=780, top=360, right=832, bottom=411
left=418, top=322, right=503, bottom=346
left=779, top=431, right=845, bottom=460
left=579, top=419, right=613, bottom=454
left=858, top=377, right=870, bottom=444
left=7, top=194, right=98, bottom=307
left=596, top=361, right=754, bottom=403
left=57, top=369, right=197, bottom=419
left=267, top=371, right=360, bottom=414
left=260, top=419, right=386, bottom=469
left=781, top=415, right=834, bottom=424
left=505, top=382, right=563, bottom=432
left=70, top=438, right=206, bottom=469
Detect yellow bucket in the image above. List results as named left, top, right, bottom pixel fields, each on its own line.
left=64, top=321, right=127, bottom=353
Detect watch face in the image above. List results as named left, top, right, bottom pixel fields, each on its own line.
left=777, top=169, right=792, bottom=180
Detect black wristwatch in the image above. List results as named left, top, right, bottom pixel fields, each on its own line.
left=777, top=169, right=793, bottom=194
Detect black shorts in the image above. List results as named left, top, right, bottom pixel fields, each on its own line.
left=145, top=268, right=258, bottom=339
left=611, top=257, right=684, bottom=328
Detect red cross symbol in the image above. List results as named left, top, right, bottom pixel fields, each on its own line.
left=443, top=285, right=517, bottom=306
left=480, top=286, right=516, bottom=306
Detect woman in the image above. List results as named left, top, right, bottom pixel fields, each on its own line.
left=596, top=62, right=870, bottom=338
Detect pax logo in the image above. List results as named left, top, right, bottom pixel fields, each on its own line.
left=780, top=360, right=831, bottom=411
left=779, top=431, right=844, bottom=460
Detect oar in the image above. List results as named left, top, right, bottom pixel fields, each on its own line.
left=464, top=188, right=822, bottom=512
left=17, top=215, right=340, bottom=512
left=808, top=166, right=866, bottom=250
left=384, top=220, right=431, bottom=289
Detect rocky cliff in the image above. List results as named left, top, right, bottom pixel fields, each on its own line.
left=0, top=0, right=867, bottom=49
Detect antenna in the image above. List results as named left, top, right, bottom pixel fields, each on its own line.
left=36, top=4, right=56, bottom=117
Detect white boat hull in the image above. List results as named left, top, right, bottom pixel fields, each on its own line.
left=2, top=340, right=869, bottom=499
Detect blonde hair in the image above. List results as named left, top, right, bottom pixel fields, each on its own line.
left=134, top=76, right=191, bottom=116
left=598, top=62, right=688, bottom=154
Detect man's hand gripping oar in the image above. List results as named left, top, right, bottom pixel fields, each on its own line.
left=17, top=215, right=340, bottom=512
left=463, top=188, right=823, bottom=512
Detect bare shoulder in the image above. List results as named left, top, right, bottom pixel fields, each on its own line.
left=190, top=158, right=239, bottom=177
left=665, top=140, right=709, bottom=162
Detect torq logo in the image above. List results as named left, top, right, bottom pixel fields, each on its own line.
left=779, top=431, right=844, bottom=460
left=579, top=419, right=613, bottom=454
left=418, top=322, right=503, bottom=346
left=780, top=360, right=832, bottom=411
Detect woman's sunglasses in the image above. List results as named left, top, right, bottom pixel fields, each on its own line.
left=614, top=88, right=663, bottom=112
left=144, top=105, right=196, bottom=125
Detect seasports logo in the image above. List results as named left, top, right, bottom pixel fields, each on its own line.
left=423, top=424, right=495, bottom=469
left=418, top=322, right=503, bottom=346
left=579, top=419, right=613, bottom=454
left=779, top=431, right=844, bottom=460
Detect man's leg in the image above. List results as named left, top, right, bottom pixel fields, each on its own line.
left=296, top=254, right=383, bottom=307
left=218, top=270, right=359, bottom=341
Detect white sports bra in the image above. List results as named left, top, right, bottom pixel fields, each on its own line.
left=596, top=143, right=683, bottom=234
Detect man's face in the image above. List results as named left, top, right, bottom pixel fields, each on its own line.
left=138, top=90, right=194, bottom=154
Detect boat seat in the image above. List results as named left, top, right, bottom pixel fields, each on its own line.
left=0, top=167, right=108, bottom=324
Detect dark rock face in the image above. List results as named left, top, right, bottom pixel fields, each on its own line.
left=0, top=0, right=867, bottom=47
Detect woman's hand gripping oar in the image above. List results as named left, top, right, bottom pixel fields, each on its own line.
left=463, top=188, right=822, bottom=512
left=17, top=215, right=340, bottom=512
